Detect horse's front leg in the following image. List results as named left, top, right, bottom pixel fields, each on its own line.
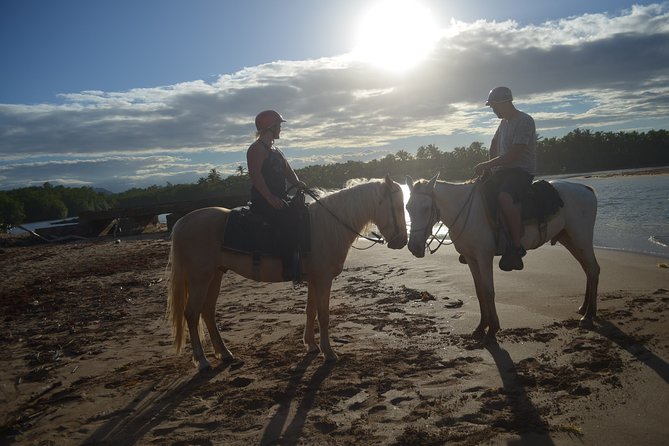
left=303, top=281, right=319, bottom=355
left=467, top=255, right=498, bottom=341
left=310, top=278, right=337, bottom=361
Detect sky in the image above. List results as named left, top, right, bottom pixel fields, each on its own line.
left=1, top=0, right=668, bottom=192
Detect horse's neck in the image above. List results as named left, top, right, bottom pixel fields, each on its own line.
left=434, top=181, right=476, bottom=226
left=311, top=183, right=378, bottom=245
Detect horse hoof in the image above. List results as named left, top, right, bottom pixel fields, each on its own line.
left=215, top=351, right=234, bottom=361
left=306, top=345, right=320, bottom=354
left=198, top=361, right=213, bottom=373
left=219, top=354, right=236, bottom=364
left=323, top=352, right=338, bottom=362
left=579, top=317, right=594, bottom=329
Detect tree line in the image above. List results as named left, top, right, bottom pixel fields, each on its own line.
left=1, top=128, right=667, bottom=231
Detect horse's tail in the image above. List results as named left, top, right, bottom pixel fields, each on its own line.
left=166, top=227, right=188, bottom=354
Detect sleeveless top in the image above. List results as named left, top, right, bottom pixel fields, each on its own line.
left=251, top=142, right=289, bottom=209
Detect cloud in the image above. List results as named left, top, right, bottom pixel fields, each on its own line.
left=1, top=3, right=668, bottom=190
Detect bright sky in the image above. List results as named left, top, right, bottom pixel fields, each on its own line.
left=1, top=0, right=668, bottom=192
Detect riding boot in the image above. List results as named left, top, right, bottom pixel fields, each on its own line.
left=499, top=246, right=526, bottom=271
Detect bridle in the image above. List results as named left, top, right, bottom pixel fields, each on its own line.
left=379, top=185, right=405, bottom=248
left=409, top=181, right=479, bottom=254
left=305, top=183, right=404, bottom=249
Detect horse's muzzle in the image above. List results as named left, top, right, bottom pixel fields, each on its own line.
left=387, top=233, right=407, bottom=250
left=388, top=238, right=407, bottom=250
left=408, top=239, right=426, bottom=258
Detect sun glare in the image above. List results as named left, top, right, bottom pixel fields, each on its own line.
left=354, top=0, right=439, bottom=71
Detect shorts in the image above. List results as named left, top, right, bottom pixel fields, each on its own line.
left=488, top=168, right=534, bottom=203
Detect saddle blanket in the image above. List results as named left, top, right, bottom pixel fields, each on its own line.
left=221, top=206, right=310, bottom=256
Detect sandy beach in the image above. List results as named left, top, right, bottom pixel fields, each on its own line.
left=1, top=234, right=667, bottom=445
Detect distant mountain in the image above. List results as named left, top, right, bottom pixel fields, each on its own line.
left=94, top=187, right=114, bottom=196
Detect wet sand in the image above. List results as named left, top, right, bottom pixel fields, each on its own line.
left=1, top=235, right=667, bottom=445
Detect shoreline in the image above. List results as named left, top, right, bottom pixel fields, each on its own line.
left=540, top=165, right=669, bottom=180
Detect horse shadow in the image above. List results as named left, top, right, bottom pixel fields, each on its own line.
left=83, top=361, right=235, bottom=445
left=484, top=342, right=557, bottom=446
left=594, top=318, right=669, bottom=384
left=260, top=353, right=336, bottom=446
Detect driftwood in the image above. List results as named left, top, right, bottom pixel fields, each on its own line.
left=16, top=225, right=89, bottom=243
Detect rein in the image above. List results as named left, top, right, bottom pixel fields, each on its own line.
left=305, top=185, right=402, bottom=249
left=412, top=180, right=479, bottom=254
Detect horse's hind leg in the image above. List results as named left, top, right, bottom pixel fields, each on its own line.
left=557, top=232, right=600, bottom=326
left=185, top=274, right=215, bottom=371
left=202, top=269, right=234, bottom=362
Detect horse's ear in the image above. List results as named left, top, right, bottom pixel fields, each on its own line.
left=427, top=172, right=439, bottom=190
left=384, top=173, right=393, bottom=187
left=406, top=175, right=415, bottom=193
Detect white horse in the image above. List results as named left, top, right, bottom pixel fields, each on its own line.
left=167, top=176, right=407, bottom=370
left=405, top=174, right=600, bottom=341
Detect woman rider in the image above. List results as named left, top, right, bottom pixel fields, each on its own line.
left=247, top=110, right=307, bottom=280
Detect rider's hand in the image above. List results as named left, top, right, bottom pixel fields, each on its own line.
left=269, top=195, right=286, bottom=209
left=296, top=180, right=307, bottom=190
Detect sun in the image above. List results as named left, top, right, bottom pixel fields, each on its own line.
left=353, top=0, right=439, bottom=71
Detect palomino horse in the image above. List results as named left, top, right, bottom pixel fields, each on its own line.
left=405, top=174, right=600, bottom=341
left=167, top=176, right=407, bottom=370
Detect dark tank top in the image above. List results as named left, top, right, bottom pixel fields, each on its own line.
left=251, top=143, right=288, bottom=211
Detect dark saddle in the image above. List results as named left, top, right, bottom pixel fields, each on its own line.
left=482, top=178, right=564, bottom=254
left=483, top=178, right=564, bottom=225
left=222, top=197, right=311, bottom=258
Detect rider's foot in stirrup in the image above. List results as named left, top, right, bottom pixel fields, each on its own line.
left=499, top=246, right=526, bottom=271
left=458, top=254, right=467, bottom=264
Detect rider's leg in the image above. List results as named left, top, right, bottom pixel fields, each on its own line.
left=498, top=191, right=522, bottom=249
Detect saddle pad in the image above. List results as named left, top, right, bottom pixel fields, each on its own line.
left=221, top=207, right=311, bottom=256
left=522, top=180, right=564, bottom=222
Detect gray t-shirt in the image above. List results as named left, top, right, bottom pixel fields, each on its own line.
left=493, top=111, right=536, bottom=174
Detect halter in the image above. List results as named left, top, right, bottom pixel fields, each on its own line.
left=305, top=183, right=404, bottom=249
left=410, top=180, right=479, bottom=254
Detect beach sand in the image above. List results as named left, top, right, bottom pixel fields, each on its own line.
left=1, top=235, right=667, bottom=445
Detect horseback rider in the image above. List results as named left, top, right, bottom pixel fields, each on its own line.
left=474, top=87, right=537, bottom=271
left=247, top=110, right=307, bottom=280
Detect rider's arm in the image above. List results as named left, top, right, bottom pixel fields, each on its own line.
left=285, top=165, right=306, bottom=189
left=475, top=143, right=527, bottom=174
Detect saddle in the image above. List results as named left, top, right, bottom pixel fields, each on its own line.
left=221, top=194, right=311, bottom=261
left=482, top=178, right=564, bottom=255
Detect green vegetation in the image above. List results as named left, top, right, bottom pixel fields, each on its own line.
left=1, top=128, right=667, bottom=232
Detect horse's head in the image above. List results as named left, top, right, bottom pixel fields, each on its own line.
left=374, top=175, right=408, bottom=250
left=405, top=173, right=440, bottom=257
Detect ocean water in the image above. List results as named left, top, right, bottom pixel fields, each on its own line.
left=562, top=173, right=669, bottom=258
left=401, top=171, right=669, bottom=259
